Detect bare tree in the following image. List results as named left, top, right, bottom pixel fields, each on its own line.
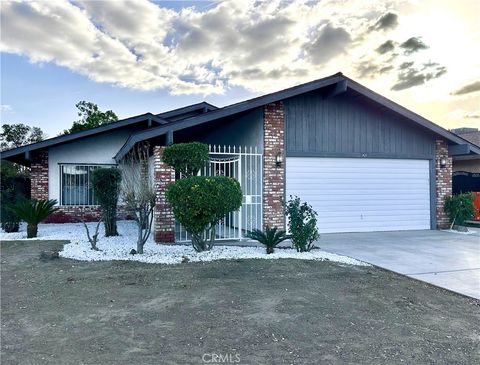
left=82, top=220, right=102, bottom=251
left=80, top=208, right=102, bottom=251
left=120, top=143, right=156, bottom=254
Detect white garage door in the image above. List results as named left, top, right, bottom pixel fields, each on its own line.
left=286, top=158, right=431, bottom=233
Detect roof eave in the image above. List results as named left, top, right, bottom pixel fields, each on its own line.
left=115, top=74, right=344, bottom=160
left=116, top=74, right=480, bottom=160
left=0, top=113, right=168, bottom=161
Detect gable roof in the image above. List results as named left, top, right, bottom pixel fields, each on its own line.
left=0, top=113, right=168, bottom=164
left=451, top=128, right=480, bottom=148
left=0, top=102, right=218, bottom=164
left=157, top=102, right=218, bottom=121
left=2, top=73, right=479, bottom=164
left=114, top=73, right=480, bottom=160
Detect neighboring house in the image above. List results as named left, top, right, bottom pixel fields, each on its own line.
left=451, top=127, right=480, bottom=174
left=450, top=127, right=480, bottom=198
left=452, top=127, right=480, bottom=146
left=2, top=73, right=480, bottom=243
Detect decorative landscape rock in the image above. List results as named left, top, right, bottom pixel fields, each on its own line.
left=0, top=221, right=369, bottom=266
left=453, top=225, right=469, bottom=232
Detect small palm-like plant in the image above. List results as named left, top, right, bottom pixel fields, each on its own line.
left=9, top=199, right=59, bottom=238
left=246, top=226, right=290, bottom=254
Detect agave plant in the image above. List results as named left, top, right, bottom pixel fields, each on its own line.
left=9, top=199, right=59, bottom=238
left=246, top=226, right=290, bottom=254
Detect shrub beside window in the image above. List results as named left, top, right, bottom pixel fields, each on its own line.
left=286, top=196, right=320, bottom=252
left=444, top=193, right=475, bottom=229
left=91, top=167, right=122, bottom=237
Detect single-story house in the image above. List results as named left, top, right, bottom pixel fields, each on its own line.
left=452, top=128, right=480, bottom=174
left=450, top=128, right=480, bottom=211
left=2, top=73, right=479, bottom=243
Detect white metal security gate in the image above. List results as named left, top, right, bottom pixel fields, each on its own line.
left=176, top=145, right=263, bottom=242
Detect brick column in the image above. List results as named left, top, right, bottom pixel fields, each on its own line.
left=435, top=140, right=452, bottom=229
left=30, top=151, right=49, bottom=200
left=263, top=102, right=285, bottom=229
left=153, top=146, right=176, bottom=243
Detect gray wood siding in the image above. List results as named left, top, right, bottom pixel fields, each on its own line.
left=285, top=91, right=436, bottom=159
left=196, top=108, right=264, bottom=150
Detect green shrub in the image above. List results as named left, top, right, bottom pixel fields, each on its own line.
left=286, top=196, right=319, bottom=252
left=246, top=227, right=290, bottom=254
left=166, top=176, right=242, bottom=252
left=9, top=199, right=58, bottom=238
left=163, top=142, right=209, bottom=177
left=1, top=188, right=19, bottom=233
left=91, top=168, right=121, bottom=237
left=444, top=193, right=475, bottom=228
left=1, top=161, right=29, bottom=233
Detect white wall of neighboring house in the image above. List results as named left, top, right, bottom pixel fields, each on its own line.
left=453, top=158, right=480, bottom=173
left=48, top=128, right=136, bottom=204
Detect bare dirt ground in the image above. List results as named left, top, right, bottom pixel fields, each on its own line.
left=1, top=240, right=479, bottom=365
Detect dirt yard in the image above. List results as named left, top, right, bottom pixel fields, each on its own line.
left=1, top=240, right=479, bottom=364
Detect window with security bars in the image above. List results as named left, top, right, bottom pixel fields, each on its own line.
left=60, top=164, right=115, bottom=205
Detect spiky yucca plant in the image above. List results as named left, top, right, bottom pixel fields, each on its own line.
left=246, top=226, right=290, bottom=254
left=9, top=199, right=59, bottom=238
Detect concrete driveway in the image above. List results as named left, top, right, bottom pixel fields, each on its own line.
left=320, top=229, right=480, bottom=299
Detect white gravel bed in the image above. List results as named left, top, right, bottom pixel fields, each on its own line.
left=1, top=221, right=369, bottom=266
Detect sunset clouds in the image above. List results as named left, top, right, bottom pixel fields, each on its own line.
left=1, top=0, right=479, bottom=128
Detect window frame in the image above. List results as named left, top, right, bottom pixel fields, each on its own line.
left=58, top=163, right=117, bottom=206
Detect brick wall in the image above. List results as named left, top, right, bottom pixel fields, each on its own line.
left=263, top=102, right=285, bottom=229
left=44, top=206, right=131, bottom=224
left=30, top=151, right=49, bottom=200
left=153, top=146, right=176, bottom=243
left=435, top=139, right=453, bottom=229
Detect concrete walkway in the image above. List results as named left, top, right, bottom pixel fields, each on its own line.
left=319, top=229, right=480, bottom=299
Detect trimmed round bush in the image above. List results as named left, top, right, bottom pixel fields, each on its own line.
left=166, top=176, right=242, bottom=251
left=163, top=142, right=209, bottom=177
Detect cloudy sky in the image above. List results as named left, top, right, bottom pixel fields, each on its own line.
left=1, top=0, right=479, bottom=137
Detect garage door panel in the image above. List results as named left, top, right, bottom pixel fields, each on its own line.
left=287, top=174, right=429, bottom=181
left=317, top=213, right=431, bottom=222
left=290, top=181, right=428, bottom=191
left=286, top=157, right=431, bottom=233
left=287, top=174, right=429, bottom=180
left=286, top=167, right=429, bottom=173
left=287, top=166, right=429, bottom=173
left=310, top=209, right=431, bottom=216
left=287, top=159, right=426, bottom=168
left=288, top=176, right=429, bottom=182
left=296, top=190, right=432, bottom=202
left=289, top=191, right=429, bottom=198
